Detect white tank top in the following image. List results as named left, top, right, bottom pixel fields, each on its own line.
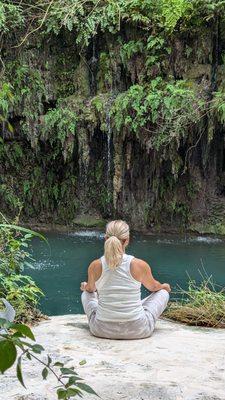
left=95, top=253, right=145, bottom=322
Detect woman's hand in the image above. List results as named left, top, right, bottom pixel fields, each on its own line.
left=161, top=283, right=171, bottom=292
left=80, top=281, right=88, bottom=291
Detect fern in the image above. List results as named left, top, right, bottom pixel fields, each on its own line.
left=159, top=0, right=193, bottom=32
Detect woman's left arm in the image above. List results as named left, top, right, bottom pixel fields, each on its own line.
left=80, top=259, right=101, bottom=293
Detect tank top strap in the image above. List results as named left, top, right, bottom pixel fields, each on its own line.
left=123, top=254, right=134, bottom=272
left=100, top=255, right=109, bottom=271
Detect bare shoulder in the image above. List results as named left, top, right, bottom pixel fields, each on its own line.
left=130, top=257, right=150, bottom=281
left=88, top=259, right=102, bottom=279
left=131, top=257, right=150, bottom=270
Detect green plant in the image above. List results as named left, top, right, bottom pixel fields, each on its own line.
left=0, top=183, right=22, bottom=215
left=0, top=1, right=24, bottom=33
left=97, top=52, right=113, bottom=92
left=0, top=221, right=46, bottom=275
left=0, top=317, right=98, bottom=399
left=0, top=219, right=47, bottom=322
left=145, top=35, right=171, bottom=71
left=159, top=0, right=193, bottom=32
left=111, top=79, right=206, bottom=151
left=0, top=274, right=43, bottom=323
left=120, top=40, right=144, bottom=65
left=165, top=272, right=225, bottom=327
left=213, top=90, right=225, bottom=125
left=0, top=82, right=14, bottom=131
left=41, top=105, right=77, bottom=161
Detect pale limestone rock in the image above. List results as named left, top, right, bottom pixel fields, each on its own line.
left=1, top=315, right=225, bottom=400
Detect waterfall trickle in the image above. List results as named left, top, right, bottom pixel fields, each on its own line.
left=106, top=108, right=112, bottom=185
left=105, top=97, right=114, bottom=214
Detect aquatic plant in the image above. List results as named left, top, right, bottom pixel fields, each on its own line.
left=165, top=273, right=225, bottom=328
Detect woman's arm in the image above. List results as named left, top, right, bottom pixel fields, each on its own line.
left=131, top=258, right=171, bottom=292
left=80, top=259, right=102, bottom=293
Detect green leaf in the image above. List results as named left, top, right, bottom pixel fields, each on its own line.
left=0, top=339, right=17, bottom=373
left=60, top=367, right=78, bottom=375
left=65, top=375, right=84, bottom=387
left=7, top=122, right=14, bottom=133
left=16, top=356, right=26, bottom=388
left=31, top=344, right=44, bottom=354
left=54, top=361, right=64, bottom=367
left=0, top=224, right=49, bottom=246
left=79, top=359, right=87, bottom=366
left=42, top=367, right=48, bottom=380
left=77, top=382, right=99, bottom=396
left=57, top=388, right=67, bottom=399
left=11, top=323, right=35, bottom=341
left=67, top=387, right=82, bottom=397
left=47, top=355, right=52, bottom=366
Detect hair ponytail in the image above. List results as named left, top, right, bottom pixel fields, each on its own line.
left=104, top=220, right=130, bottom=269
left=104, top=236, right=123, bottom=269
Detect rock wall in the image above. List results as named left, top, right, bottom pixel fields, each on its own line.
left=1, top=10, right=225, bottom=233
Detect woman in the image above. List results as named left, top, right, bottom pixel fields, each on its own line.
left=80, top=220, right=171, bottom=339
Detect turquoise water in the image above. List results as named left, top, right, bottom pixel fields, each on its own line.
left=27, top=231, right=225, bottom=316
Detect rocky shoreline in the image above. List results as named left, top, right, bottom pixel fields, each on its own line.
left=21, top=219, right=225, bottom=239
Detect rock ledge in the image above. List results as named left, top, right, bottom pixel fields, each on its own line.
left=2, top=315, right=225, bottom=400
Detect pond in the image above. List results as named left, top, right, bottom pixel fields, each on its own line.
left=27, top=231, right=225, bottom=316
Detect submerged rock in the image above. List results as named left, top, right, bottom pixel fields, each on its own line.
left=1, top=315, right=225, bottom=400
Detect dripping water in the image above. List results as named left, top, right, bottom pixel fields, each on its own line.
left=105, top=97, right=114, bottom=213
left=106, top=108, right=111, bottom=185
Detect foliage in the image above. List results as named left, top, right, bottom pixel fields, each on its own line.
left=2, top=62, right=46, bottom=147
left=0, top=0, right=224, bottom=50
left=0, top=221, right=47, bottom=275
left=0, top=219, right=46, bottom=322
left=165, top=273, right=225, bottom=327
left=0, top=183, right=22, bottom=215
left=0, top=317, right=98, bottom=399
left=0, top=274, right=43, bottom=322
left=0, top=1, right=24, bottom=33
left=120, top=40, right=144, bottom=65
left=97, top=52, right=113, bottom=92
left=0, top=82, right=14, bottom=132
left=145, top=35, right=170, bottom=71
left=159, top=0, right=193, bottom=32
left=212, top=90, right=225, bottom=125
left=41, top=105, right=77, bottom=161
left=111, top=79, right=206, bottom=151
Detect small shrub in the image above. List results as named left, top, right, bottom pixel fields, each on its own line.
left=0, top=219, right=46, bottom=323
left=165, top=274, right=225, bottom=328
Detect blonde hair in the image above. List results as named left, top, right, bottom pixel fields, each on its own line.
left=104, top=220, right=130, bottom=269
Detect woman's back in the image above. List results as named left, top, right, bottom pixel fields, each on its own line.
left=95, top=253, right=145, bottom=322
left=80, top=219, right=170, bottom=339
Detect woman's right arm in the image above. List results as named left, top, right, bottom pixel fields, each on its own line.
left=80, top=259, right=102, bottom=293
left=131, top=258, right=171, bottom=292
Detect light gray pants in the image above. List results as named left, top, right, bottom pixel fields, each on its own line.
left=81, top=289, right=169, bottom=339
